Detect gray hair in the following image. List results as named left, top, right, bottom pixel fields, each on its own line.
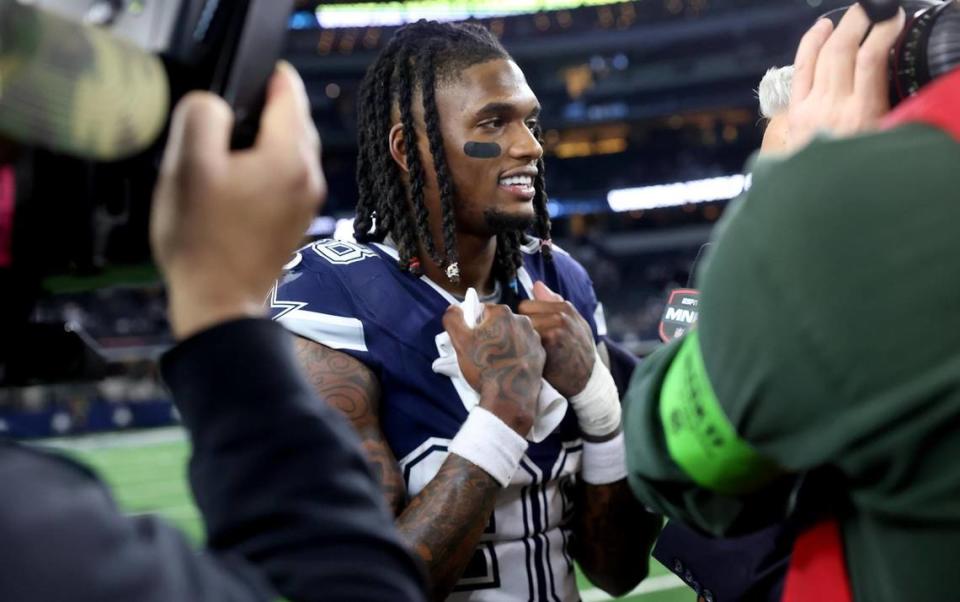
left=757, top=65, right=794, bottom=119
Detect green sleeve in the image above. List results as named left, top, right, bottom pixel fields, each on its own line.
left=623, top=336, right=797, bottom=537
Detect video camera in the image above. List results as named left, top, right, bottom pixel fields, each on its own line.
left=826, top=0, right=960, bottom=105
left=29, top=0, right=295, bottom=148
left=0, top=0, right=296, bottom=385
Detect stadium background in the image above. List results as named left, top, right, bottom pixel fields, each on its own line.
left=5, top=1, right=850, bottom=599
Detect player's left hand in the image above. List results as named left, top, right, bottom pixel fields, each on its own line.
left=518, top=281, right=595, bottom=398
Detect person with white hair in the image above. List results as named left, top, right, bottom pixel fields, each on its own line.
left=757, top=65, right=794, bottom=153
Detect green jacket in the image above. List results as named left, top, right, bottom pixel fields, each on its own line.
left=624, top=120, right=960, bottom=602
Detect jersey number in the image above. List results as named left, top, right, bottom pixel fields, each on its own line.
left=311, top=240, right=378, bottom=265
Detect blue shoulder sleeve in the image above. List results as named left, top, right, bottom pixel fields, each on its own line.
left=547, top=247, right=608, bottom=341
left=268, top=244, right=381, bottom=372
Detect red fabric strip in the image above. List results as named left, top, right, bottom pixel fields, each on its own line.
left=782, top=519, right=853, bottom=602
left=882, top=67, right=960, bottom=141
left=0, top=165, right=15, bottom=268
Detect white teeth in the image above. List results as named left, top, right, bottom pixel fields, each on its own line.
left=499, top=175, right=533, bottom=187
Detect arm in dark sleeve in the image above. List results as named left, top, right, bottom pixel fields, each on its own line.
left=161, top=318, right=427, bottom=602
left=0, top=442, right=276, bottom=602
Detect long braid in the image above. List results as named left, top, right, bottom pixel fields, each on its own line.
left=386, top=48, right=427, bottom=271
left=355, top=49, right=397, bottom=242
left=397, top=46, right=445, bottom=267
left=494, top=231, right=523, bottom=285
left=378, top=50, right=415, bottom=249
left=531, top=125, right=552, bottom=261
left=418, top=43, right=460, bottom=274
left=352, top=59, right=379, bottom=241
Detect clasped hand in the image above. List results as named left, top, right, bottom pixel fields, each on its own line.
left=442, top=281, right=596, bottom=435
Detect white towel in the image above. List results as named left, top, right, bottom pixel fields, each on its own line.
left=432, top=288, right=568, bottom=443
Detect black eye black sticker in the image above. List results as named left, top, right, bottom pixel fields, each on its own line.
left=463, top=141, right=502, bottom=159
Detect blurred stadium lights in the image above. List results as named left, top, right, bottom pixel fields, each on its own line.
left=303, top=0, right=626, bottom=28
left=547, top=199, right=611, bottom=218
left=607, top=174, right=752, bottom=212
left=289, top=11, right=320, bottom=29
left=553, top=137, right=627, bottom=158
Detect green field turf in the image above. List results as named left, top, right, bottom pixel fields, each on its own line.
left=48, top=428, right=695, bottom=602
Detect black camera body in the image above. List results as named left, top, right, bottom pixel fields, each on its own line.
left=0, top=1, right=295, bottom=385
left=890, top=0, right=960, bottom=100
left=30, top=0, right=295, bottom=147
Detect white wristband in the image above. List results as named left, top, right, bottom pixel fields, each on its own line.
left=449, top=406, right=529, bottom=487
left=582, top=431, right=628, bottom=485
left=569, top=352, right=621, bottom=438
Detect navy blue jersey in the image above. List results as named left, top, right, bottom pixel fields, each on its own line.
left=270, top=237, right=606, bottom=602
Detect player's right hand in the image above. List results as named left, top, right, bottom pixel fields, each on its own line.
left=151, top=62, right=326, bottom=340
left=443, top=304, right=545, bottom=437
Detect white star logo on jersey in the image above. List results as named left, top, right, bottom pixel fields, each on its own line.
left=268, top=282, right=307, bottom=321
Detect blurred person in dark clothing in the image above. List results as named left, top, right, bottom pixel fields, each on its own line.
left=0, top=4, right=426, bottom=601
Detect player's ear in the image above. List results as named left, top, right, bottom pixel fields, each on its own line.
left=388, top=123, right=409, bottom=173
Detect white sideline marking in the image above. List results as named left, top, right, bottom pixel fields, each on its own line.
left=580, top=574, right=687, bottom=601
left=34, top=427, right=186, bottom=451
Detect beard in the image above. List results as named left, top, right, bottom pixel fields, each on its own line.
left=482, top=208, right=535, bottom=234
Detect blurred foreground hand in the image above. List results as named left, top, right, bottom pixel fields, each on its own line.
left=151, top=63, right=326, bottom=339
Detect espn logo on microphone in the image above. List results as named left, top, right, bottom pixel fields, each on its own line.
left=658, top=289, right=699, bottom=343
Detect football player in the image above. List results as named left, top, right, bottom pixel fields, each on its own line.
left=270, top=20, right=660, bottom=602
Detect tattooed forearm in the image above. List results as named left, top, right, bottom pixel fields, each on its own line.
left=293, top=337, right=407, bottom=515
left=574, top=480, right=661, bottom=596
left=396, top=454, right=501, bottom=602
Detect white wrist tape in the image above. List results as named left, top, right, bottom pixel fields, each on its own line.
left=569, top=352, right=621, bottom=438
left=449, top=406, right=529, bottom=487
left=582, top=431, right=628, bottom=485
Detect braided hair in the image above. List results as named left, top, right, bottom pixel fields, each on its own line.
left=353, top=20, right=552, bottom=285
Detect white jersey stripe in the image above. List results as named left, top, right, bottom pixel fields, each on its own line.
left=276, top=309, right=368, bottom=352
left=520, top=460, right=550, bottom=602
left=593, top=303, right=608, bottom=337
left=520, top=485, right=537, bottom=601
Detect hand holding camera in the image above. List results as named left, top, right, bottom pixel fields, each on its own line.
left=152, top=63, right=326, bottom=340
left=786, top=4, right=906, bottom=152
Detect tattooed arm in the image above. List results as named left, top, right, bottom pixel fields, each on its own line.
left=395, top=456, right=501, bottom=600
left=572, top=344, right=660, bottom=596
left=572, top=476, right=662, bottom=595
left=293, top=304, right=543, bottom=601
left=293, top=338, right=498, bottom=598
left=293, top=337, right=407, bottom=515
